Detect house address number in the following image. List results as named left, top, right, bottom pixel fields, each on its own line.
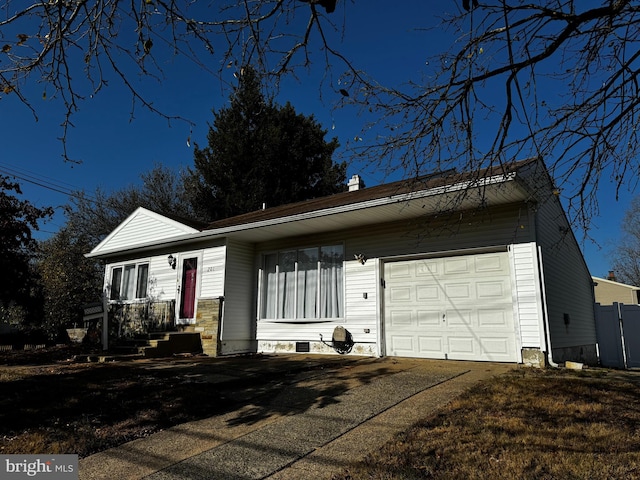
left=207, top=267, right=215, bottom=272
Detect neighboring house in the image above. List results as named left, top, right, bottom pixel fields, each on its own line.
left=87, top=158, right=597, bottom=367
left=593, top=275, right=640, bottom=305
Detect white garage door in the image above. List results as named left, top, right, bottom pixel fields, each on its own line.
left=384, top=252, right=518, bottom=362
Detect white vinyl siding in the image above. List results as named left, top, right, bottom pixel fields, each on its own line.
left=200, top=246, right=226, bottom=298
left=221, top=240, right=255, bottom=353
left=92, top=207, right=199, bottom=255
left=146, top=256, right=179, bottom=301
left=256, top=204, right=533, bottom=357
left=255, top=258, right=378, bottom=354
left=344, top=260, right=378, bottom=325
left=345, top=204, right=533, bottom=260
left=510, top=242, right=544, bottom=348
left=104, top=245, right=225, bottom=305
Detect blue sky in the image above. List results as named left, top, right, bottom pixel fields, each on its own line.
left=0, top=1, right=633, bottom=278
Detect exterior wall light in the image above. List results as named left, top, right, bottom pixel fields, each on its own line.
left=168, top=254, right=177, bottom=269
left=354, top=253, right=367, bottom=265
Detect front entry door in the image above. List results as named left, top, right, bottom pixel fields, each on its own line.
left=179, top=257, right=198, bottom=320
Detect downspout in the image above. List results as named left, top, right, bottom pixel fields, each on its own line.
left=537, top=246, right=559, bottom=367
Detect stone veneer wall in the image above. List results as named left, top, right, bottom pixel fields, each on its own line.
left=195, top=297, right=222, bottom=356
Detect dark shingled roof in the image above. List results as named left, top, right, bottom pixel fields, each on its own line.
left=160, top=211, right=210, bottom=231
left=205, top=159, right=537, bottom=231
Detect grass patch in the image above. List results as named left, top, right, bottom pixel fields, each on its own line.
left=333, top=368, right=640, bottom=480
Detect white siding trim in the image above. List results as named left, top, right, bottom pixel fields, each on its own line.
left=508, top=246, right=524, bottom=363
left=90, top=207, right=199, bottom=255
left=220, top=240, right=255, bottom=354
left=510, top=242, right=544, bottom=349
left=375, top=258, right=383, bottom=357
left=200, top=246, right=226, bottom=299
left=175, top=250, right=204, bottom=325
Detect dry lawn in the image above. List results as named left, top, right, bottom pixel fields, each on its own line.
left=333, top=368, right=640, bottom=480
left=3, top=347, right=640, bottom=480
left=0, top=346, right=337, bottom=458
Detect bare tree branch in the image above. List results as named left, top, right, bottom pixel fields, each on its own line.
left=2, top=0, right=640, bottom=233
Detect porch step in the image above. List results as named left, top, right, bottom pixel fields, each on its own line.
left=73, top=353, right=145, bottom=363
left=115, top=332, right=203, bottom=358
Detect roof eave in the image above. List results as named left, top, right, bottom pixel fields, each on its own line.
left=87, top=172, right=526, bottom=260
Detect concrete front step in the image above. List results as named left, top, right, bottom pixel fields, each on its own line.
left=72, top=353, right=145, bottom=363
left=118, top=332, right=203, bottom=358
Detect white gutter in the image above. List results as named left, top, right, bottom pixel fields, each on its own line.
left=200, top=172, right=519, bottom=237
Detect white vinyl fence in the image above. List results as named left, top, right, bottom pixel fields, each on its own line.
left=595, top=303, right=640, bottom=369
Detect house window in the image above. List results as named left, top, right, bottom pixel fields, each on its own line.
left=136, top=264, right=149, bottom=299
left=109, top=262, right=149, bottom=301
left=261, top=245, right=344, bottom=320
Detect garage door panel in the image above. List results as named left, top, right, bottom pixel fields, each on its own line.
left=478, top=308, right=510, bottom=327
left=418, top=336, right=446, bottom=357
left=445, top=283, right=472, bottom=299
left=444, top=257, right=472, bottom=275
left=389, top=286, right=412, bottom=302
left=445, top=309, right=472, bottom=326
left=476, top=281, right=507, bottom=298
left=389, top=335, right=414, bottom=354
left=388, top=263, right=412, bottom=278
left=480, top=336, right=511, bottom=356
left=417, top=285, right=440, bottom=301
left=417, top=310, right=441, bottom=326
left=416, top=260, right=439, bottom=277
left=389, top=310, right=413, bottom=327
left=384, top=251, right=517, bottom=362
left=447, top=336, right=477, bottom=356
left=475, top=254, right=504, bottom=273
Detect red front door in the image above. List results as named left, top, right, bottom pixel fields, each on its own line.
left=180, top=258, right=198, bottom=319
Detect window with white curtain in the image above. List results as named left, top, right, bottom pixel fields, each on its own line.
left=261, top=245, right=344, bottom=320
left=109, top=262, right=149, bottom=301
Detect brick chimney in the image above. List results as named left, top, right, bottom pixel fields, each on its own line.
left=607, top=270, right=617, bottom=282
left=348, top=174, right=365, bottom=192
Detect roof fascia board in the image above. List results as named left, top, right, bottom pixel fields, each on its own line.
left=201, top=172, right=519, bottom=236
left=87, top=172, right=518, bottom=259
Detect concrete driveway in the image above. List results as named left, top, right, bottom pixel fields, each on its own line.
left=79, top=355, right=514, bottom=480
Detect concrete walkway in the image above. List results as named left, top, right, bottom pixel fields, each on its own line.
left=79, top=356, right=514, bottom=480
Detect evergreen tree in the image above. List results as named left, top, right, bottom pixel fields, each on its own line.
left=185, top=66, right=345, bottom=222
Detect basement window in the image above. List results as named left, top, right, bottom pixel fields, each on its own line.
left=260, top=245, right=344, bottom=321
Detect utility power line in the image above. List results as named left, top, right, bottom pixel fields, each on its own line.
left=0, top=162, right=98, bottom=204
